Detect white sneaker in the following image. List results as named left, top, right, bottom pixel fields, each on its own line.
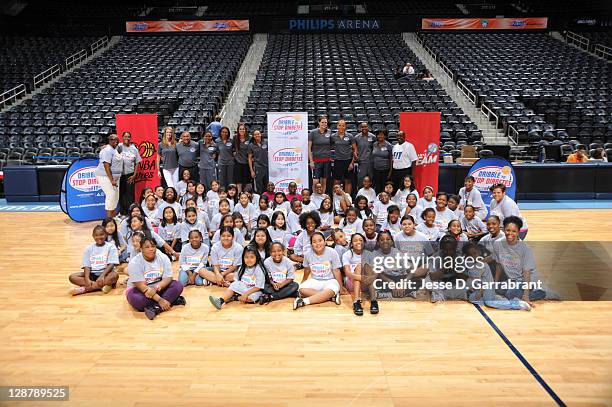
left=333, top=292, right=341, bottom=305
left=518, top=300, right=532, bottom=311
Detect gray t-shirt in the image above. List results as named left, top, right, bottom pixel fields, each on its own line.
left=95, top=145, right=121, bottom=178
left=237, top=265, right=266, bottom=289
left=363, top=247, right=407, bottom=277
left=372, top=141, right=392, bottom=170
left=216, top=139, right=235, bottom=165
left=308, top=128, right=332, bottom=160
left=264, top=256, right=296, bottom=283
left=210, top=241, right=243, bottom=271
left=176, top=141, right=199, bottom=167
left=127, top=250, right=173, bottom=287
left=248, top=141, right=268, bottom=168
left=179, top=242, right=210, bottom=272
left=303, top=246, right=341, bottom=281
left=234, top=139, right=250, bottom=164
left=332, top=132, right=355, bottom=161
left=82, top=242, right=119, bottom=273
left=199, top=141, right=218, bottom=169
left=117, top=143, right=142, bottom=175
left=158, top=143, right=178, bottom=170
left=491, top=239, right=537, bottom=281
left=354, top=132, right=375, bottom=163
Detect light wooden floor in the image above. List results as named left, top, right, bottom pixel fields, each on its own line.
left=0, top=210, right=611, bottom=406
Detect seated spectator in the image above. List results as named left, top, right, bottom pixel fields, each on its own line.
left=589, top=148, right=606, bottom=162
left=566, top=145, right=589, bottom=163
left=402, top=62, right=415, bottom=75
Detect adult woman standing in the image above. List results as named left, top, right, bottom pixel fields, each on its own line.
left=248, top=129, right=268, bottom=194
left=95, top=134, right=122, bottom=219
left=233, top=123, right=251, bottom=192
left=371, top=130, right=393, bottom=193
left=332, top=119, right=356, bottom=195
left=308, top=116, right=332, bottom=193
left=157, top=126, right=179, bottom=188
left=216, top=126, right=235, bottom=187
left=198, top=130, right=218, bottom=189
left=117, top=131, right=142, bottom=216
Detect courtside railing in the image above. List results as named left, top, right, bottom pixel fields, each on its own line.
left=91, top=36, right=109, bottom=54
left=0, top=84, right=27, bottom=110
left=565, top=31, right=590, bottom=51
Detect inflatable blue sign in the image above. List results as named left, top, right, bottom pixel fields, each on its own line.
left=467, top=157, right=517, bottom=218
left=61, top=158, right=108, bottom=222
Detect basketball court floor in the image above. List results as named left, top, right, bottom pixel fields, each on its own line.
left=0, top=208, right=611, bottom=405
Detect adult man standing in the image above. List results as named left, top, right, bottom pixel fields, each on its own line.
left=391, top=131, right=418, bottom=190
left=176, top=131, right=199, bottom=183
left=353, top=122, right=375, bottom=188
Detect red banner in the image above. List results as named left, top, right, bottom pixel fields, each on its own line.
left=400, top=112, right=441, bottom=194
left=126, top=20, right=249, bottom=33
left=422, top=17, right=548, bottom=30
left=116, top=114, right=160, bottom=203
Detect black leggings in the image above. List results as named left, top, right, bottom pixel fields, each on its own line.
left=263, top=281, right=299, bottom=300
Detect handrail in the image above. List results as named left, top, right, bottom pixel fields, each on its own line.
left=33, top=64, right=61, bottom=89
left=507, top=124, right=519, bottom=146
left=90, top=36, right=109, bottom=54
left=438, top=60, right=454, bottom=82
left=480, top=102, right=499, bottom=131
left=65, top=49, right=88, bottom=70
left=456, top=80, right=476, bottom=105
left=594, top=43, right=612, bottom=60
left=0, top=84, right=27, bottom=109
left=565, top=31, right=589, bottom=51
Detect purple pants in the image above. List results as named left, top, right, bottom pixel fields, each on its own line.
left=126, top=280, right=183, bottom=311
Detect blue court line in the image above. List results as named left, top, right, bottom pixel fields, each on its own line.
left=473, top=304, right=566, bottom=407
left=519, top=200, right=612, bottom=210
left=0, top=199, right=60, bottom=212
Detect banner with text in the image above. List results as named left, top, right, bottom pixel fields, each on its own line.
left=422, top=17, right=548, bottom=30
left=468, top=157, right=517, bottom=218
left=62, top=158, right=107, bottom=222
left=400, top=112, right=441, bottom=194
left=126, top=20, right=249, bottom=33
left=116, top=114, right=160, bottom=204
left=267, top=112, right=308, bottom=193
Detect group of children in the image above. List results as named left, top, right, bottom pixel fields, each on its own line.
left=70, top=173, right=544, bottom=319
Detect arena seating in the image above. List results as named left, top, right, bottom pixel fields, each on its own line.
left=241, top=33, right=481, bottom=158
left=1, top=36, right=97, bottom=93
left=365, top=1, right=462, bottom=16
left=205, top=1, right=294, bottom=16
left=0, top=34, right=251, bottom=167
left=419, top=32, right=612, bottom=156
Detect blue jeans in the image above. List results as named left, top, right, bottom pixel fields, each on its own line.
left=178, top=269, right=206, bottom=286
left=469, top=289, right=525, bottom=310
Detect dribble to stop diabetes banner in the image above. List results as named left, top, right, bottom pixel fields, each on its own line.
left=61, top=158, right=107, bottom=222
left=468, top=157, right=516, bottom=217
left=267, top=112, right=308, bottom=193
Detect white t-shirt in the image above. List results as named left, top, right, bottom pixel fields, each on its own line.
left=490, top=195, right=528, bottom=229
left=210, top=242, right=243, bottom=271
left=416, top=223, right=441, bottom=241
left=340, top=218, right=364, bottom=240
left=82, top=242, right=119, bottom=273
left=342, top=249, right=362, bottom=272
left=127, top=250, right=172, bottom=287
left=433, top=207, right=458, bottom=233
left=234, top=203, right=257, bottom=228
left=333, top=193, right=352, bottom=215
left=264, top=256, right=296, bottom=283
left=179, top=243, right=210, bottom=273
left=392, top=141, right=418, bottom=170
left=356, top=187, right=377, bottom=206
left=303, top=247, right=341, bottom=281
left=372, top=200, right=392, bottom=225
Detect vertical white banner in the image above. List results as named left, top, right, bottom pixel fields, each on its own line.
left=267, top=112, right=309, bottom=193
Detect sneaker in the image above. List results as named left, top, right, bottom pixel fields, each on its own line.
left=70, top=287, right=86, bottom=296
left=209, top=295, right=223, bottom=310
left=370, top=300, right=379, bottom=314
left=353, top=300, right=364, bottom=316
left=518, top=300, right=532, bottom=311
left=293, top=297, right=305, bottom=310
left=101, top=285, right=112, bottom=294
left=431, top=291, right=445, bottom=303
left=333, top=291, right=341, bottom=305
left=144, top=305, right=161, bottom=320
left=172, top=296, right=187, bottom=306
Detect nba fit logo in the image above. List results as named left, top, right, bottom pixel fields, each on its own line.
left=134, top=140, right=158, bottom=182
